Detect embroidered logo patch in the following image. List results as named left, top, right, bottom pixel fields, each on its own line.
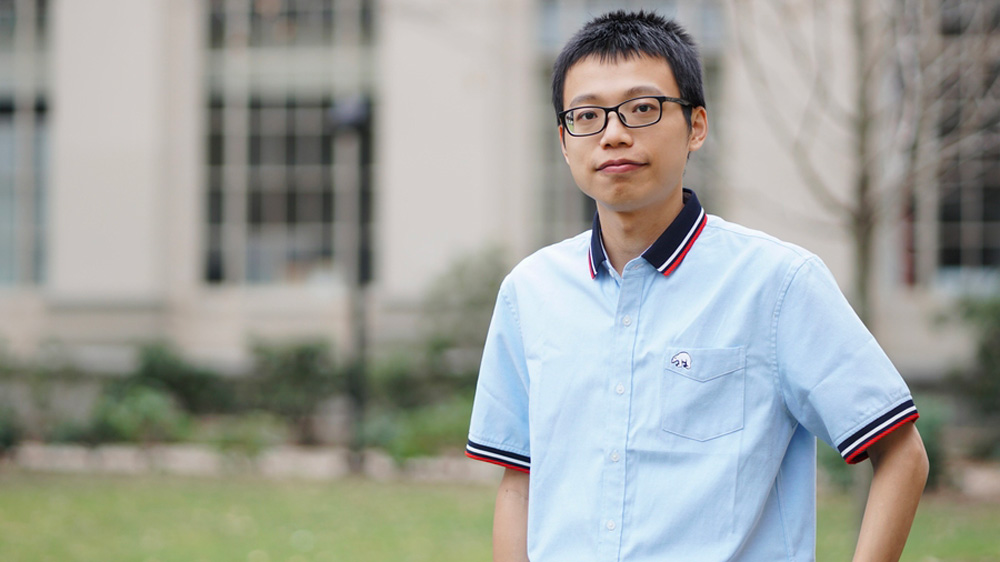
left=671, top=351, right=692, bottom=369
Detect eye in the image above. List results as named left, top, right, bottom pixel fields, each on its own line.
left=575, top=109, right=600, bottom=123
left=632, top=103, right=655, bottom=114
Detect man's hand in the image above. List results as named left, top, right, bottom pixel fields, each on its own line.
left=853, top=422, right=929, bottom=562
left=494, top=468, right=530, bottom=562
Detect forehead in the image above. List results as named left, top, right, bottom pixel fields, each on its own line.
left=563, top=54, right=679, bottom=107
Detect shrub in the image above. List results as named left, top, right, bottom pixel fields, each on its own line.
left=368, top=352, right=477, bottom=411
left=250, top=340, right=344, bottom=445
left=46, top=419, right=96, bottom=445
left=365, top=394, right=474, bottom=463
left=952, top=295, right=1000, bottom=416
left=0, top=406, right=22, bottom=455
left=366, top=248, right=508, bottom=414
left=88, top=386, right=191, bottom=444
left=423, top=245, right=507, bottom=356
left=131, top=342, right=236, bottom=414
left=194, top=412, right=289, bottom=457
left=913, top=394, right=948, bottom=490
left=949, top=293, right=1000, bottom=458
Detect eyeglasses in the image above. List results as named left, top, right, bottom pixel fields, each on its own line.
left=558, top=95, right=692, bottom=137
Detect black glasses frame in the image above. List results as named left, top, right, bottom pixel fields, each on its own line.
left=557, top=95, right=692, bottom=137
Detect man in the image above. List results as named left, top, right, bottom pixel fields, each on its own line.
left=467, top=10, right=928, bottom=561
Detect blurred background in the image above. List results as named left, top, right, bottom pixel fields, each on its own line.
left=0, top=0, right=998, bottom=560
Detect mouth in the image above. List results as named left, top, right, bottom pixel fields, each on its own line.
left=597, top=159, right=645, bottom=173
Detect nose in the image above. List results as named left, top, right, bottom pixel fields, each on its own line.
left=601, top=110, right=632, bottom=146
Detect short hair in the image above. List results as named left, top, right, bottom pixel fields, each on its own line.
left=551, top=10, right=706, bottom=128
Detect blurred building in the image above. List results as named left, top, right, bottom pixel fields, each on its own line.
left=0, top=0, right=995, bottom=379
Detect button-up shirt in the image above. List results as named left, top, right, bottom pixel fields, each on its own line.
left=467, top=189, right=918, bottom=561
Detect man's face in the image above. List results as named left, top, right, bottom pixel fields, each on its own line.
left=560, top=54, right=707, bottom=216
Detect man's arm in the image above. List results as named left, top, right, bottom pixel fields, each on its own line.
left=853, top=422, right=929, bottom=562
left=494, top=468, right=530, bottom=562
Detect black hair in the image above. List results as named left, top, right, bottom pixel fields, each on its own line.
left=551, top=10, right=705, bottom=129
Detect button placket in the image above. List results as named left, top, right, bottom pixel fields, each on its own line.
left=599, top=261, right=643, bottom=560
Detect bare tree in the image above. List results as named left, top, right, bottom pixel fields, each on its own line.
left=730, top=0, right=999, bottom=329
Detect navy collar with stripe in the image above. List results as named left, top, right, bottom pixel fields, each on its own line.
left=588, top=188, right=707, bottom=279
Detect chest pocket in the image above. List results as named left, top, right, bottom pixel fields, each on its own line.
left=661, top=346, right=746, bottom=441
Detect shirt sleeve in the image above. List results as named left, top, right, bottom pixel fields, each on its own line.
left=775, top=257, right=919, bottom=464
left=466, top=279, right=531, bottom=473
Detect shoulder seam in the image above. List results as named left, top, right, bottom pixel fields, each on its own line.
left=705, top=218, right=814, bottom=260
left=770, top=256, right=820, bottom=417
left=498, top=282, right=522, bottom=332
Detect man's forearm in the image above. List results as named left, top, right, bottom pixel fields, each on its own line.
left=853, top=423, right=929, bottom=562
left=494, top=468, right=530, bottom=562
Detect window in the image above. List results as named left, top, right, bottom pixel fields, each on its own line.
left=0, top=0, right=48, bottom=286
left=209, top=0, right=371, bottom=50
left=935, top=2, right=1000, bottom=276
left=205, top=0, right=372, bottom=286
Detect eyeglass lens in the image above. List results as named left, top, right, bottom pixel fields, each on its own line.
left=564, top=97, right=662, bottom=136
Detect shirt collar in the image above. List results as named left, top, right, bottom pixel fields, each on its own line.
left=588, top=188, right=707, bottom=279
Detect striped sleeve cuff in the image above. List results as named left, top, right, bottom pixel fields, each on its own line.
left=465, top=439, right=530, bottom=473
left=837, top=399, right=920, bottom=464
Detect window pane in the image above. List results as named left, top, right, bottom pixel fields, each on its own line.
left=208, top=188, right=224, bottom=225
left=984, top=246, right=1000, bottom=267
left=262, top=191, right=285, bottom=224
left=321, top=189, right=333, bottom=223
left=295, top=166, right=323, bottom=191
left=0, top=0, right=14, bottom=51
left=294, top=136, right=322, bottom=165
left=939, top=186, right=962, bottom=223
left=206, top=226, right=224, bottom=283
left=261, top=136, right=286, bottom=166
left=984, top=186, right=1000, bottom=222
left=285, top=190, right=297, bottom=224
left=209, top=133, right=224, bottom=166
left=939, top=246, right=962, bottom=267
left=247, top=227, right=280, bottom=283
left=297, top=191, right=322, bottom=223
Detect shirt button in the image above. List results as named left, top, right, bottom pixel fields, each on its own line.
left=610, top=451, right=620, bottom=462
left=606, top=520, right=616, bottom=531
left=622, top=315, right=632, bottom=326
left=615, top=383, right=625, bottom=395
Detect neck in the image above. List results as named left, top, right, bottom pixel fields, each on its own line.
left=598, top=191, right=685, bottom=275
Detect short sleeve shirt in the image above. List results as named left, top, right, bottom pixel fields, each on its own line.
left=466, top=190, right=918, bottom=561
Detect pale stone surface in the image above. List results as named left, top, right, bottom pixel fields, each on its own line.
left=361, top=449, right=398, bottom=481
left=15, top=443, right=93, bottom=472
left=258, top=446, right=350, bottom=480
left=151, top=444, right=223, bottom=476
left=959, top=462, right=1000, bottom=499
left=405, top=455, right=502, bottom=484
left=10, top=443, right=509, bottom=483
left=94, top=445, right=151, bottom=474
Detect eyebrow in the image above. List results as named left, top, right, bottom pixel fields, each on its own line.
left=567, top=85, right=665, bottom=108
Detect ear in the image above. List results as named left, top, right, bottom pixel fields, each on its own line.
left=686, top=106, right=708, bottom=153
left=559, top=125, right=570, bottom=164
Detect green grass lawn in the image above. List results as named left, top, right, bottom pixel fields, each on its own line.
left=0, top=471, right=495, bottom=562
left=0, top=470, right=997, bottom=561
left=818, top=492, right=1000, bottom=562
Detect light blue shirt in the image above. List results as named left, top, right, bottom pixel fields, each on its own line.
left=467, top=190, right=918, bottom=561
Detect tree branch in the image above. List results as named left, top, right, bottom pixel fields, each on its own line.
left=731, top=0, right=852, bottom=217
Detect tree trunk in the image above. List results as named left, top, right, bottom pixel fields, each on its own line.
left=852, top=0, right=875, bottom=331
